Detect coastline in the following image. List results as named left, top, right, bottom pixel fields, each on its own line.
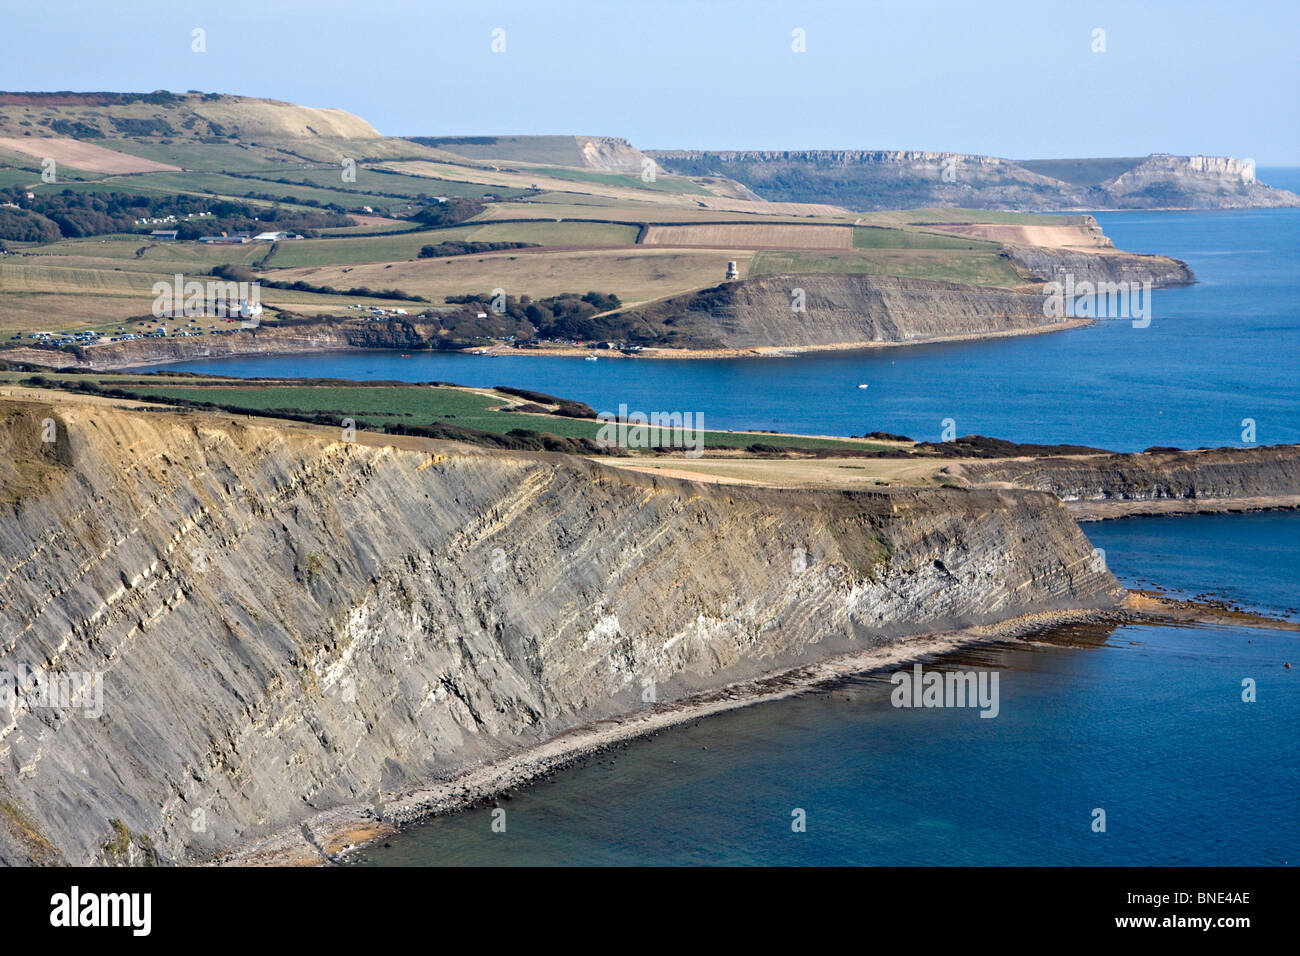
left=216, top=594, right=1290, bottom=868
left=216, top=613, right=1082, bottom=866
left=477, top=318, right=1097, bottom=360
left=2, top=316, right=1099, bottom=372
left=1067, top=494, right=1300, bottom=521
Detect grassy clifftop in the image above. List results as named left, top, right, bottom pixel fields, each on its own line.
left=0, top=389, right=1120, bottom=863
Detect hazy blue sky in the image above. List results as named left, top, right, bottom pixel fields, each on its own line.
left=6, top=0, right=1297, bottom=162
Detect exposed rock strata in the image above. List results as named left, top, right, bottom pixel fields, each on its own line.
left=955, top=445, right=1300, bottom=518
left=0, top=319, right=443, bottom=371
left=650, top=150, right=1300, bottom=211
left=1002, top=245, right=1194, bottom=287
left=610, top=266, right=1187, bottom=351
left=0, top=397, right=1120, bottom=864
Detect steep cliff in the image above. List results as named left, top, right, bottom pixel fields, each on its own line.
left=403, top=134, right=662, bottom=175
left=650, top=150, right=1300, bottom=211
left=614, top=272, right=1108, bottom=350
left=0, top=395, right=1121, bottom=864
left=955, top=445, right=1300, bottom=518
left=1, top=318, right=446, bottom=372
left=1002, top=245, right=1194, bottom=287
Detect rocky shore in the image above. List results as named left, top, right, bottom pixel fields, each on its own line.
left=0, top=391, right=1121, bottom=865
left=0, top=242, right=1194, bottom=370
left=224, top=590, right=1298, bottom=867
left=220, top=606, right=1137, bottom=866
left=955, top=445, right=1300, bottom=519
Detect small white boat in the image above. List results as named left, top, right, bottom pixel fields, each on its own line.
left=585, top=355, right=598, bottom=362
left=856, top=383, right=869, bottom=389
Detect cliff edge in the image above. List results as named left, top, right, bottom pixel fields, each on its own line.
left=0, top=394, right=1120, bottom=864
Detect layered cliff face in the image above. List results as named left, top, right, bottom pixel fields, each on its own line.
left=0, top=396, right=1121, bottom=864
left=1104, top=154, right=1275, bottom=206
left=650, top=150, right=1300, bottom=211
left=616, top=273, right=1108, bottom=350
left=7, top=239, right=1196, bottom=368
left=4, top=318, right=446, bottom=372
left=576, top=136, right=661, bottom=174
left=955, top=446, right=1300, bottom=517
left=1002, top=245, right=1195, bottom=288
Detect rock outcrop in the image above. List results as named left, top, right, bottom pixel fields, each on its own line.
left=1002, top=244, right=1194, bottom=288
left=611, top=264, right=1188, bottom=350
left=1, top=318, right=446, bottom=371
left=650, top=150, right=1300, bottom=211
left=0, top=396, right=1121, bottom=864
left=955, top=445, right=1300, bottom=518
left=3, top=237, right=1195, bottom=366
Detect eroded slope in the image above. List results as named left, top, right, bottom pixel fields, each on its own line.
left=0, top=396, right=1120, bottom=864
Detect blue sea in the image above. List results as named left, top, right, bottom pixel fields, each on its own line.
left=162, top=176, right=1299, bottom=865
left=160, top=169, right=1300, bottom=452
left=342, top=512, right=1299, bottom=867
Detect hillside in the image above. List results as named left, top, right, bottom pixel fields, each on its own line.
left=0, top=91, right=455, bottom=171
left=406, top=134, right=657, bottom=174
left=650, top=149, right=1300, bottom=211
left=0, top=91, right=1209, bottom=361
left=593, top=255, right=1189, bottom=352
left=0, top=389, right=1122, bottom=863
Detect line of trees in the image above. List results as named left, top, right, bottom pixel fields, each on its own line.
left=210, top=264, right=427, bottom=302
left=0, top=188, right=351, bottom=241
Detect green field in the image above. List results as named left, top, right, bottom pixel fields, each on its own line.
left=410, top=136, right=594, bottom=167
left=0, top=167, right=43, bottom=189
left=892, top=208, right=1082, bottom=226
left=749, top=247, right=1024, bottom=287
left=316, top=219, right=424, bottom=236
left=852, top=226, right=1001, bottom=250
left=24, top=378, right=878, bottom=452
left=111, top=170, right=409, bottom=210
left=247, top=165, right=532, bottom=201
left=29, top=235, right=268, bottom=264
left=266, top=220, right=640, bottom=268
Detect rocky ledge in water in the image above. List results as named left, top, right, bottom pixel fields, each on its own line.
left=952, top=444, right=1300, bottom=519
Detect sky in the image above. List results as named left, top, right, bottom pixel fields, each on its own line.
left=4, top=0, right=1298, bottom=163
